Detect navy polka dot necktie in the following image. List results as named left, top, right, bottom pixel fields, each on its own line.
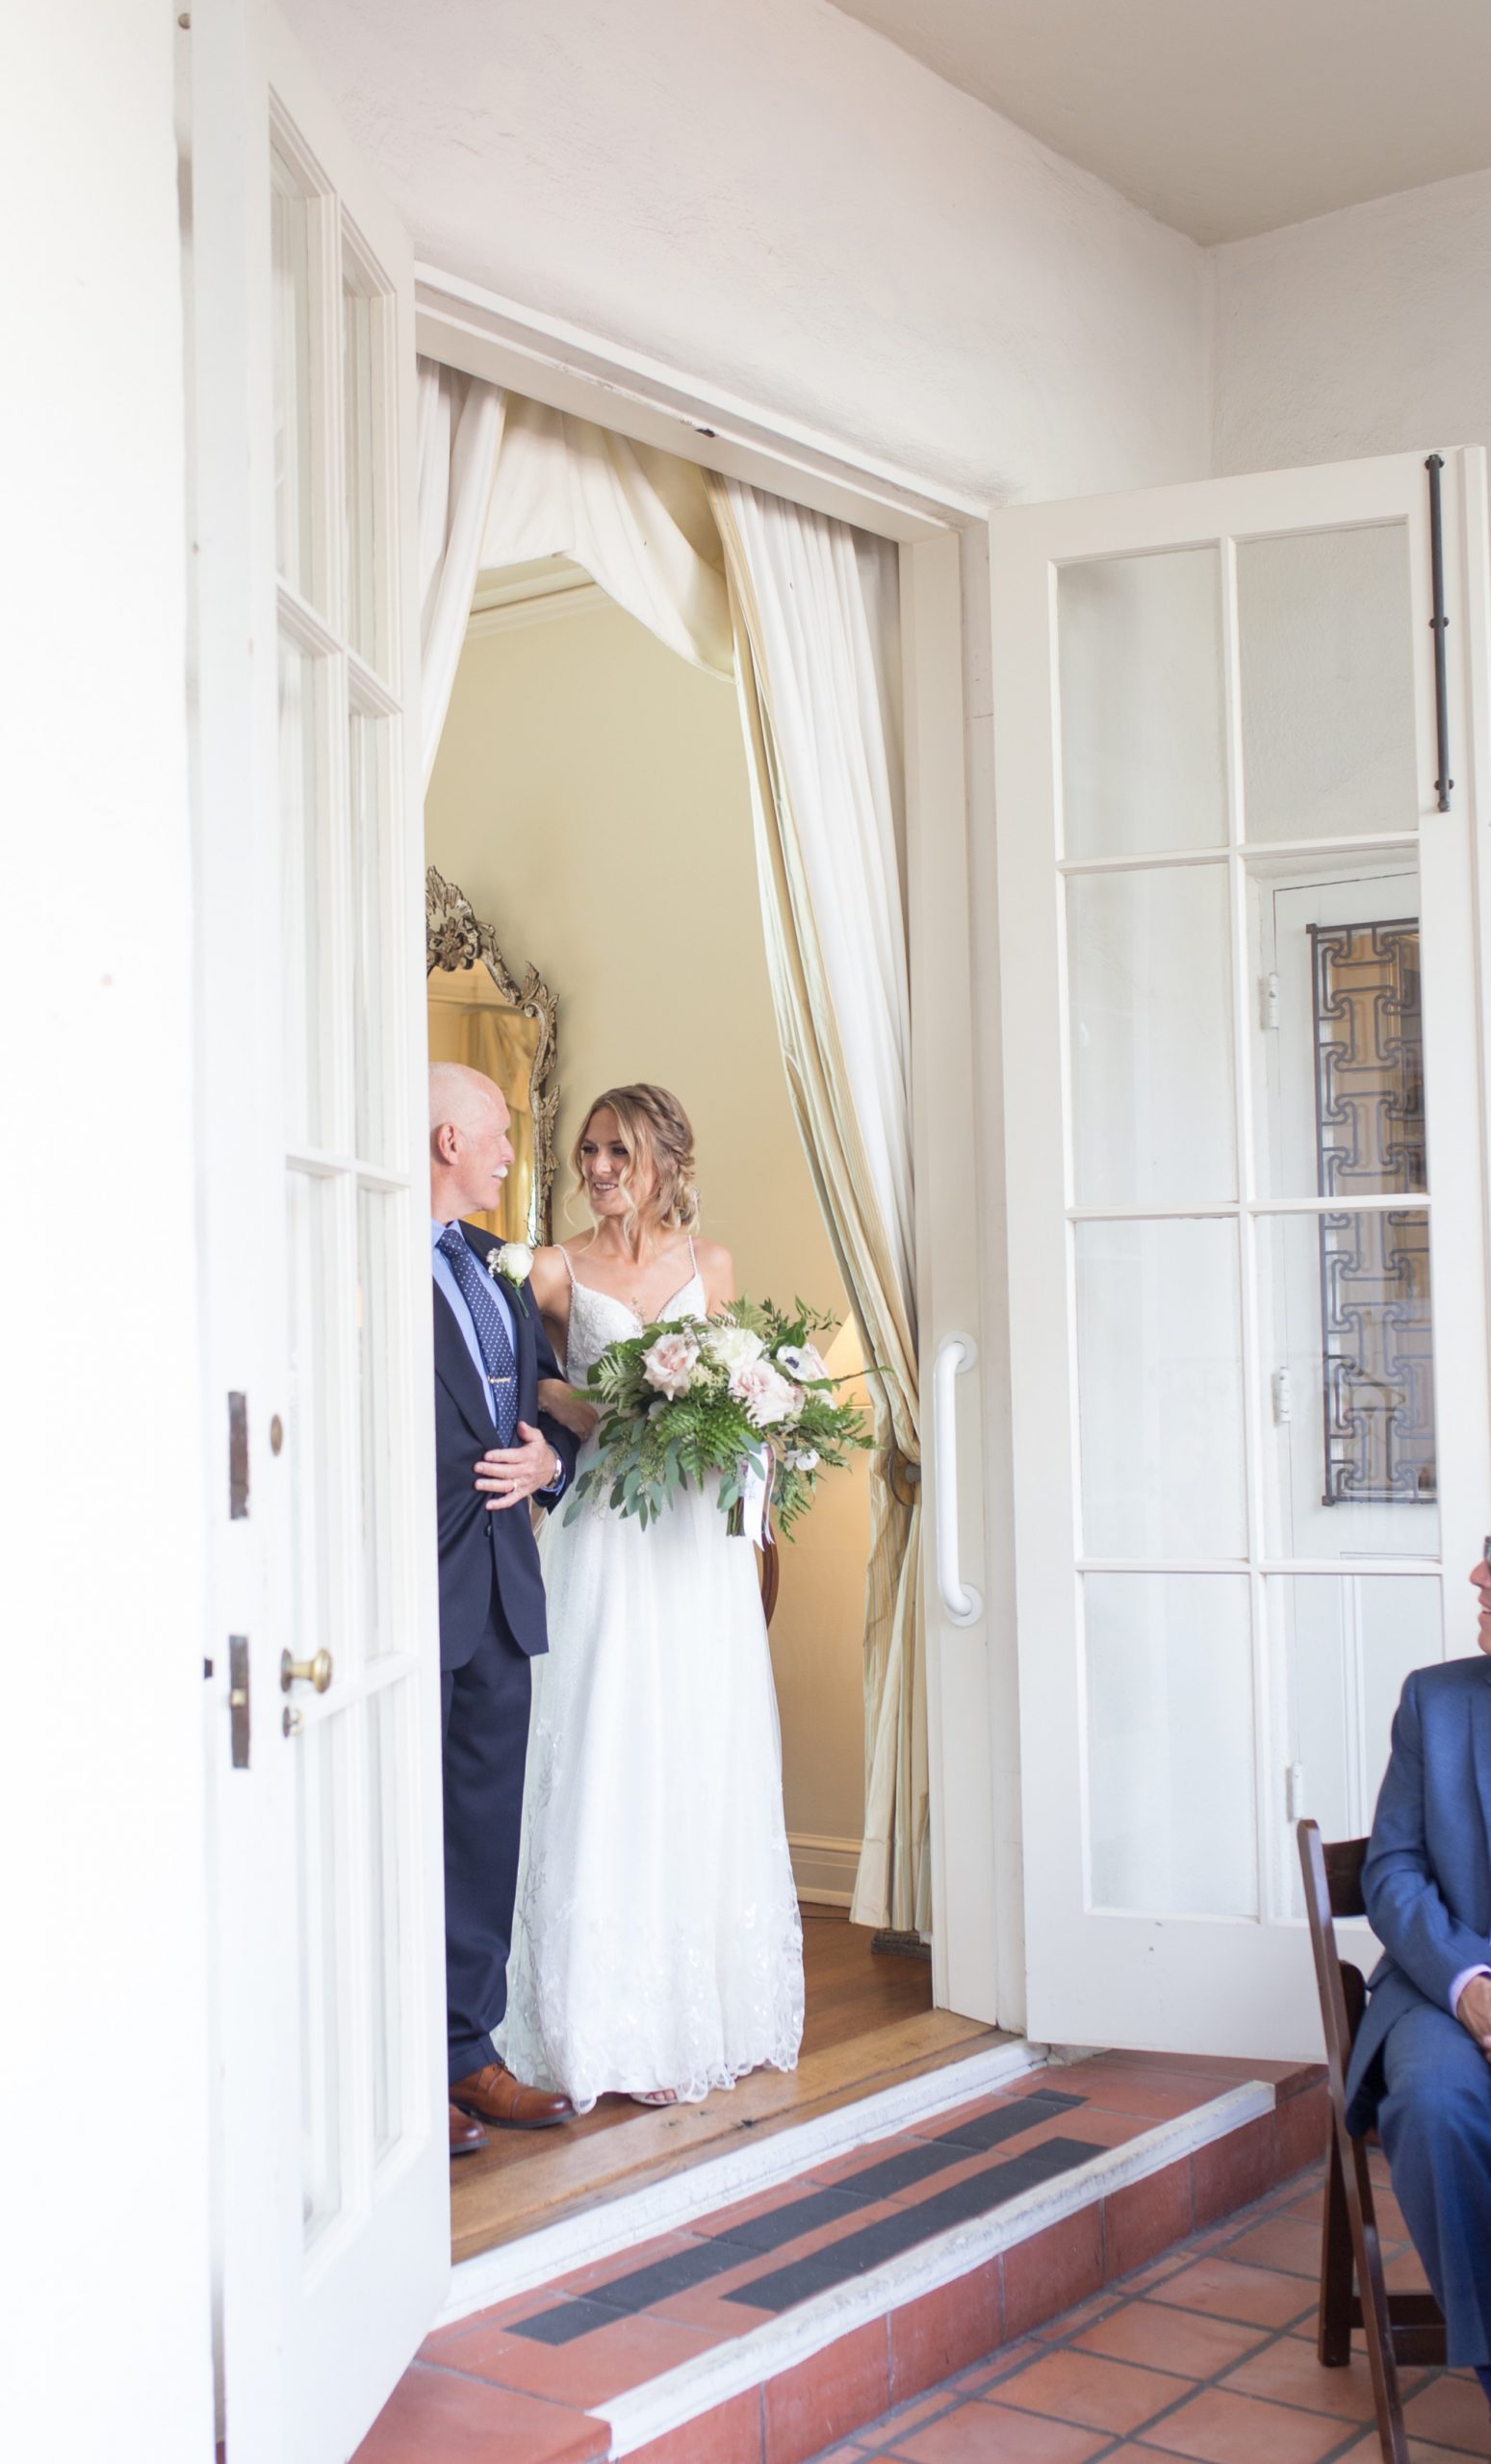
left=438, top=1225, right=519, bottom=1447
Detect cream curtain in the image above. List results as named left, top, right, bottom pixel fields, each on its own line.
left=708, top=475, right=925, bottom=1934
left=417, top=359, right=505, bottom=789
left=482, top=396, right=732, bottom=678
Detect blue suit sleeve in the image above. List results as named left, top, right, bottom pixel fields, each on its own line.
left=532, top=1309, right=579, bottom=1508
left=1362, top=1672, right=1490, bottom=2012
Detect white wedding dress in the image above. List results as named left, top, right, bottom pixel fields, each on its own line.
left=499, top=1252, right=805, bottom=2110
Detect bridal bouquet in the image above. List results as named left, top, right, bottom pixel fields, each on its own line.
left=563, top=1296, right=873, bottom=1539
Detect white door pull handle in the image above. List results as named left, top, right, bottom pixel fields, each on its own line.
left=933, top=1333, right=982, bottom=1628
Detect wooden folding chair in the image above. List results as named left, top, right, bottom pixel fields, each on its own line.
left=1297, top=1819, right=1446, bottom=2462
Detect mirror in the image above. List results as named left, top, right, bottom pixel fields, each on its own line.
left=424, top=866, right=558, bottom=1244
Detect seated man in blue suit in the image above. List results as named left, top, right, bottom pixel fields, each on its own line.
left=1346, top=1553, right=1491, bottom=2410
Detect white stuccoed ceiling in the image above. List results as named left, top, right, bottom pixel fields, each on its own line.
left=828, top=0, right=1491, bottom=243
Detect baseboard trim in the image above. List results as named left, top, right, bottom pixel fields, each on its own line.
left=438, top=2036, right=1044, bottom=2326
left=789, top=1833, right=862, bottom=1907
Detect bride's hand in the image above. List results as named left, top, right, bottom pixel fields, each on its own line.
left=538, top=1375, right=600, bottom=1440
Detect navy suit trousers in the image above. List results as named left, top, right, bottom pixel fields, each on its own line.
left=442, top=1611, right=531, bottom=2087
left=1378, top=1998, right=1491, bottom=2369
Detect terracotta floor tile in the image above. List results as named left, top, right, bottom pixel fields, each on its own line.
left=1215, top=2215, right=1322, bottom=2278
left=885, top=2402, right=1109, bottom=2462
left=1145, top=2253, right=1318, bottom=2328
left=1003, top=2206, right=1106, bottom=2338
left=1219, top=2335, right=1381, bottom=2423
left=1041, top=2065, right=1214, bottom=2123
left=993, top=2347, right=1193, bottom=2434
left=1135, top=2384, right=1361, bottom=2463
left=1103, top=2158, right=1195, bottom=2280
left=626, top=2386, right=762, bottom=2464
left=1332, top=2439, right=1485, bottom=2464
left=1402, top=2371, right=1491, bottom=2452
left=428, top=2303, right=721, bottom=2408
left=806, top=2128, right=956, bottom=2185
left=1031, top=2293, right=1125, bottom=2343
left=762, top=2320, right=890, bottom=2464
left=352, top=2363, right=606, bottom=2463
left=1072, top=2297, right=1269, bottom=2378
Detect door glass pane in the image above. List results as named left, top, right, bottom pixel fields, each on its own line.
left=279, top=633, right=329, bottom=1148
left=1076, top=1219, right=1246, bottom=1559
left=357, top=1190, right=398, bottom=1660
left=1272, top=1574, right=1441, bottom=1893
left=1249, top=854, right=1426, bottom=1201
left=1058, top=548, right=1226, bottom=858
left=1085, top=1573, right=1256, bottom=1917
left=350, top=706, right=395, bottom=1167
left=367, top=1689, right=403, bottom=2158
left=296, top=1718, right=343, bottom=2242
left=1239, top=525, right=1417, bottom=842
left=1258, top=1211, right=1437, bottom=1559
left=342, top=246, right=380, bottom=669
left=1068, top=864, right=1236, bottom=1206
left=270, top=149, right=315, bottom=596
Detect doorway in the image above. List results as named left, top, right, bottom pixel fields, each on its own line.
left=422, top=529, right=999, bottom=2264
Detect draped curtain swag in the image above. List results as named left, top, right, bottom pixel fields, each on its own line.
left=707, top=476, right=926, bottom=1934
left=418, top=361, right=924, bottom=1930
left=480, top=395, right=732, bottom=679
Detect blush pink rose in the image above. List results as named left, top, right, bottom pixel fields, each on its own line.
left=641, top=1330, right=700, bottom=1399
left=729, top=1359, right=801, bottom=1427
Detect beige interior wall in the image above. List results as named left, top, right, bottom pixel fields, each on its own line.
left=424, top=594, right=871, bottom=1883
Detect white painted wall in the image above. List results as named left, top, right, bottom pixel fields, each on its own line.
left=0, top=10, right=214, bottom=2463
left=1213, top=167, right=1491, bottom=474
left=285, top=0, right=1212, bottom=505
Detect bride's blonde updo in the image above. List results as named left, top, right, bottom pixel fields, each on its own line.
left=570, top=1083, right=701, bottom=1235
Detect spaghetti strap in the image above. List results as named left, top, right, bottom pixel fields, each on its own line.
left=558, top=1244, right=578, bottom=1289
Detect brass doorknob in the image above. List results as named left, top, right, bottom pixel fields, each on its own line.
left=280, top=1648, right=333, bottom=1695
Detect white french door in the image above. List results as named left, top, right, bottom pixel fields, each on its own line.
left=990, top=449, right=1491, bottom=2058
left=189, top=5, right=446, bottom=2456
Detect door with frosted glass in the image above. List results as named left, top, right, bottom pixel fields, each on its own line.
left=990, top=449, right=1491, bottom=2057
left=191, top=8, right=447, bottom=2458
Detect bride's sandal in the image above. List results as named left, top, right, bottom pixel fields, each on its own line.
left=630, top=2089, right=681, bottom=2107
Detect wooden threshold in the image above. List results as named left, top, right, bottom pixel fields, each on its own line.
left=450, top=1905, right=1004, bottom=2267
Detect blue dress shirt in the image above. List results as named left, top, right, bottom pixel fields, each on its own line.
left=430, top=1219, right=563, bottom=1494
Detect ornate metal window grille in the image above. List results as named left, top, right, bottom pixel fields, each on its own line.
left=1309, top=919, right=1434, bottom=1506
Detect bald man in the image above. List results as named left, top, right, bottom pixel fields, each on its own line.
left=429, top=1064, right=578, bottom=2152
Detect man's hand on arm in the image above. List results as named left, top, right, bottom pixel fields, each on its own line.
left=1453, top=1969, right=1491, bottom=2061
left=475, top=1422, right=564, bottom=1512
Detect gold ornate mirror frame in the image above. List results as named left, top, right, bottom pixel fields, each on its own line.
left=424, top=865, right=559, bottom=1243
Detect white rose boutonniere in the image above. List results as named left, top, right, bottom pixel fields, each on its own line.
left=487, top=1241, right=535, bottom=1317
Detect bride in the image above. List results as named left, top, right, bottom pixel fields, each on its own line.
left=494, top=1082, right=805, bottom=2110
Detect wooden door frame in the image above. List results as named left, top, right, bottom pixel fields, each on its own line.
left=416, top=268, right=1020, bottom=2026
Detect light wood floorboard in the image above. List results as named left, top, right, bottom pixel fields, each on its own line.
left=450, top=1906, right=1004, bottom=2265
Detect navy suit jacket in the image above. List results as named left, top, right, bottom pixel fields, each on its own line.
left=1345, top=1655, right=1491, bottom=2130
left=433, top=1220, right=578, bottom=1673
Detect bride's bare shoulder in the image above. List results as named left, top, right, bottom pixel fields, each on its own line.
left=693, top=1235, right=735, bottom=1307
left=529, top=1244, right=576, bottom=1297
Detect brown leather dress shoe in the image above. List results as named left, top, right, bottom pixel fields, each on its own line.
left=450, top=2101, right=488, bottom=2157
left=450, top=2059, right=574, bottom=2130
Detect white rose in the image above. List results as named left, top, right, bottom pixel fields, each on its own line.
left=704, top=1322, right=765, bottom=1373
left=785, top=1446, right=820, bottom=1473
left=491, top=1242, right=535, bottom=1284
left=776, top=1342, right=830, bottom=1385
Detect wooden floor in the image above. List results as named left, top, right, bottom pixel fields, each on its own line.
left=450, top=1905, right=1004, bottom=2266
